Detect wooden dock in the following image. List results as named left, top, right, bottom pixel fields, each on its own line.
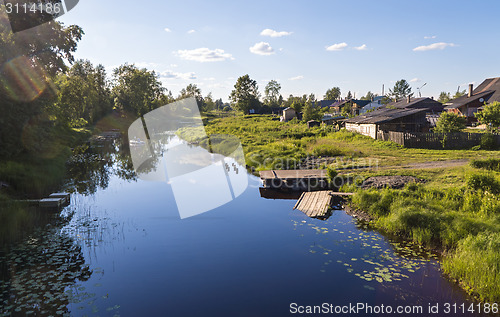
left=293, top=191, right=353, bottom=219
left=259, top=169, right=329, bottom=191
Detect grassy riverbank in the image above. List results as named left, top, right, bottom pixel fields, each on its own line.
left=199, top=114, right=500, bottom=302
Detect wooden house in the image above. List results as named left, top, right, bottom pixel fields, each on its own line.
left=345, top=108, right=428, bottom=139
left=444, top=78, right=500, bottom=124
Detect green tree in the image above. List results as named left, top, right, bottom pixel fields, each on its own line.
left=291, top=101, right=303, bottom=113
left=112, top=64, right=165, bottom=116
left=346, top=91, right=353, bottom=100
left=179, top=83, right=205, bottom=110
left=264, top=80, right=281, bottom=107
left=0, top=17, right=84, bottom=158
left=203, top=92, right=215, bottom=112
left=434, top=112, right=466, bottom=133
left=388, top=79, right=412, bottom=100
left=229, top=74, right=261, bottom=113
left=324, top=87, right=341, bottom=100
left=53, top=60, right=112, bottom=127
left=438, top=92, right=452, bottom=104
left=361, top=91, right=376, bottom=100
left=453, top=89, right=466, bottom=99
left=475, top=101, right=500, bottom=131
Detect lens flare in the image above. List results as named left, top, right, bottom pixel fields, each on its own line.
left=1, top=55, right=47, bottom=102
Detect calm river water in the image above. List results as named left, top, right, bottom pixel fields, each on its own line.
left=0, top=138, right=494, bottom=316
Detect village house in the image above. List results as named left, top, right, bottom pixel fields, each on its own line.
left=444, top=77, right=500, bottom=124
left=345, top=107, right=428, bottom=139
left=386, top=96, right=444, bottom=113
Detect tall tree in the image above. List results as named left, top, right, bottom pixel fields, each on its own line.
left=264, top=80, right=281, bottom=107
left=0, top=17, right=84, bottom=158
left=346, top=91, right=353, bottom=100
left=453, top=89, right=466, bottom=99
left=229, top=74, right=261, bottom=113
left=112, top=64, right=165, bottom=116
left=53, top=60, right=112, bottom=127
left=324, top=87, right=341, bottom=100
left=388, top=79, right=412, bottom=100
left=179, top=83, right=205, bottom=110
left=203, top=92, right=215, bottom=112
left=438, top=92, right=452, bottom=104
left=361, top=91, right=376, bottom=100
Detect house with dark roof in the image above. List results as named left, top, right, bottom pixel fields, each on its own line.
left=386, top=96, right=444, bottom=113
left=444, top=78, right=500, bottom=124
left=345, top=107, right=428, bottom=139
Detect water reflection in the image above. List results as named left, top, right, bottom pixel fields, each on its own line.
left=0, top=212, right=91, bottom=316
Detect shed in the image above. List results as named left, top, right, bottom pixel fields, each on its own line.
left=307, top=120, right=320, bottom=128
left=281, top=107, right=296, bottom=122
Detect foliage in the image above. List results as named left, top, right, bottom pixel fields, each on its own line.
left=264, top=80, right=281, bottom=107
left=438, top=91, right=451, bottom=103
left=388, top=79, right=412, bottom=100
left=475, top=101, right=500, bottom=131
left=467, top=173, right=500, bottom=194
left=346, top=91, right=353, bottom=100
left=112, top=64, right=166, bottom=116
left=324, top=87, right=341, bottom=100
left=480, top=133, right=498, bottom=150
left=470, top=158, right=500, bottom=172
left=434, top=112, right=466, bottom=133
left=360, top=91, right=376, bottom=100
left=454, top=89, right=466, bottom=99
left=52, top=60, right=113, bottom=127
left=290, top=101, right=303, bottom=113
left=229, top=74, right=261, bottom=113
left=0, top=16, right=84, bottom=158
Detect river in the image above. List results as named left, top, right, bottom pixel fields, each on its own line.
left=0, top=136, right=494, bottom=316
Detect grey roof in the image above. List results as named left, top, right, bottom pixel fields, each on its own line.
left=386, top=97, right=444, bottom=112
left=444, top=77, right=500, bottom=109
left=345, top=107, right=426, bottom=124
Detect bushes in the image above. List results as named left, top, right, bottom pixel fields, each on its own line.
left=467, top=173, right=500, bottom=194
left=471, top=158, right=500, bottom=172
left=480, top=133, right=498, bottom=150
left=311, top=144, right=343, bottom=157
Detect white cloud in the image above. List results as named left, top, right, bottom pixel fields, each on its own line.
left=260, top=28, right=292, bottom=37
left=187, top=29, right=196, bottom=34
left=160, top=70, right=197, bottom=80
left=135, top=62, right=160, bottom=69
left=170, top=64, right=178, bottom=68
left=410, top=78, right=421, bottom=83
left=289, top=75, right=304, bottom=81
left=413, top=42, right=456, bottom=51
left=326, top=42, right=348, bottom=51
left=175, top=48, right=234, bottom=62
left=353, top=44, right=367, bottom=51
left=424, top=35, right=437, bottom=39
left=249, top=42, right=275, bottom=55
left=164, top=28, right=172, bottom=33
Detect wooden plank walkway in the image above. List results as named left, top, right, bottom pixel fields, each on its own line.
left=259, top=169, right=327, bottom=180
left=293, top=191, right=333, bottom=218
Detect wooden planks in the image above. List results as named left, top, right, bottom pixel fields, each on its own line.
left=293, top=190, right=333, bottom=218
left=260, top=169, right=328, bottom=180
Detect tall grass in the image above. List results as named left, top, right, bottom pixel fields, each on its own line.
left=350, top=175, right=500, bottom=301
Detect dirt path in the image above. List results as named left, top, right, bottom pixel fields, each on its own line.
left=339, top=159, right=470, bottom=172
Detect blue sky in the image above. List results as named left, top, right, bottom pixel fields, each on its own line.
left=59, top=0, right=500, bottom=102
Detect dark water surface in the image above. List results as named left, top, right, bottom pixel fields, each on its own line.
left=0, top=139, right=495, bottom=316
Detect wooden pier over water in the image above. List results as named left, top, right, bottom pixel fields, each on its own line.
left=259, top=169, right=329, bottom=191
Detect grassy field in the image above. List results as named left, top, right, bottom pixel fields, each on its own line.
left=197, top=114, right=500, bottom=302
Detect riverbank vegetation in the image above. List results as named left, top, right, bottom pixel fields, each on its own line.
left=198, top=115, right=500, bottom=302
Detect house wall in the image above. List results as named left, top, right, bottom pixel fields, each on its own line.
left=283, top=109, right=296, bottom=121
left=345, top=123, right=378, bottom=139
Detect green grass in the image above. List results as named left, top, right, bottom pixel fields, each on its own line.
left=195, top=115, right=500, bottom=171
left=349, top=173, right=500, bottom=301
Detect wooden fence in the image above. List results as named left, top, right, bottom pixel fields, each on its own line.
left=377, top=131, right=500, bottom=149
